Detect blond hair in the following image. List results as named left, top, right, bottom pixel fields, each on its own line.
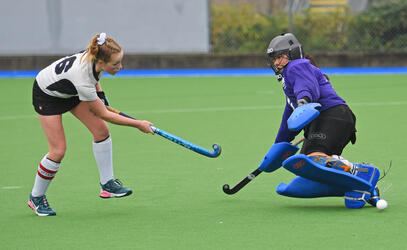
left=82, top=33, right=122, bottom=63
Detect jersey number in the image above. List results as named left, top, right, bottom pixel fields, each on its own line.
left=55, top=56, right=76, bottom=74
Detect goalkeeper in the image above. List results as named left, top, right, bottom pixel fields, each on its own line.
left=265, top=33, right=382, bottom=208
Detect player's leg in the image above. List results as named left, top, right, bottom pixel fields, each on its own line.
left=312, top=155, right=381, bottom=209
left=298, top=104, right=358, bottom=183
left=283, top=105, right=383, bottom=207
left=71, top=102, right=112, bottom=183
left=302, top=105, right=381, bottom=209
left=276, top=176, right=345, bottom=198
left=70, top=102, right=132, bottom=198
left=29, top=114, right=65, bottom=216
left=283, top=153, right=381, bottom=208
left=300, top=104, right=356, bottom=156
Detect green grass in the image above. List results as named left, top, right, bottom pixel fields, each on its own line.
left=1, top=74, right=406, bottom=249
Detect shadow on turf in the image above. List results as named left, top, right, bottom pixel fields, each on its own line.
left=278, top=204, right=349, bottom=212
left=214, top=198, right=378, bottom=213
left=278, top=204, right=379, bottom=212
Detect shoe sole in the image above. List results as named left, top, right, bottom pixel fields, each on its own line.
left=99, top=190, right=132, bottom=199
left=28, top=200, right=56, bottom=216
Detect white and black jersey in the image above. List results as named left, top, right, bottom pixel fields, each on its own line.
left=36, top=51, right=102, bottom=101
left=32, top=51, right=103, bottom=115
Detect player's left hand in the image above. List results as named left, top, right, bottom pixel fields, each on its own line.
left=297, top=96, right=311, bottom=107
left=97, top=91, right=110, bottom=106
left=137, top=120, right=154, bottom=135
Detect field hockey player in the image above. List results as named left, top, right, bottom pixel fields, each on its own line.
left=28, top=33, right=154, bottom=216
left=265, top=33, right=385, bottom=208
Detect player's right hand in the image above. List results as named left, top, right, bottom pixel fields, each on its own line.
left=137, top=120, right=154, bottom=134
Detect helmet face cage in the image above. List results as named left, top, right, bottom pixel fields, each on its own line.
left=266, top=49, right=289, bottom=75
left=266, top=33, right=304, bottom=75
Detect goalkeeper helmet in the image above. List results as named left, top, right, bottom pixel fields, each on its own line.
left=266, top=33, right=304, bottom=78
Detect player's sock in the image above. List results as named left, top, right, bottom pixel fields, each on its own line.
left=31, top=155, right=60, bottom=197
left=93, top=135, right=114, bottom=185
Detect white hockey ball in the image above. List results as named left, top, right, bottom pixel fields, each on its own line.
left=376, top=199, right=388, bottom=210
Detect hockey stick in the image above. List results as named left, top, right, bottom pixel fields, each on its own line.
left=222, top=136, right=304, bottom=195
left=106, top=106, right=222, bottom=158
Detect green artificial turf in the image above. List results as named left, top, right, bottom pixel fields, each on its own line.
left=0, top=74, right=406, bottom=249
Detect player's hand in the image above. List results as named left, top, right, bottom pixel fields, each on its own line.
left=97, top=91, right=110, bottom=106
left=137, top=120, right=154, bottom=134
left=297, top=96, right=311, bottom=107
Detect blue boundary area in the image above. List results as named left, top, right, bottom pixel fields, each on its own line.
left=1, top=67, right=407, bottom=78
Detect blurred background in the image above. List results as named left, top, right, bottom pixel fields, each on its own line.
left=1, top=0, right=406, bottom=70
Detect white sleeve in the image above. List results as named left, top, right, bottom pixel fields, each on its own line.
left=77, top=83, right=98, bottom=101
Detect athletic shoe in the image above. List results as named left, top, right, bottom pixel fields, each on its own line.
left=28, top=194, right=56, bottom=216
left=308, top=153, right=355, bottom=173
left=100, top=179, right=132, bottom=198
left=307, top=152, right=330, bottom=166
left=326, top=160, right=353, bottom=173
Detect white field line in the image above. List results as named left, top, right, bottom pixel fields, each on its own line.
left=1, top=186, right=21, bottom=190
left=349, top=101, right=407, bottom=107
left=128, top=105, right=285, bottom=114
left=1, top=101, right=406, bottom=121
left=0, top=114, right=37, bottom=120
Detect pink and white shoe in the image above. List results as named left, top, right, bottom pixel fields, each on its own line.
left=100, top=179, right=132, bottom=198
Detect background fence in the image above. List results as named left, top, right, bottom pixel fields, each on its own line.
left=211, top=0, right=407, bottom=54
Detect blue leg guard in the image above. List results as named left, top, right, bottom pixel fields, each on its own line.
left=282, top=154, right=381, bottom=209
left=258, top=142, right=300, bottom=173
left=367, top=187, right=381, bottom=207
left=344, top=164, right=380, bottom=209
left=276, top=176, right=345, bottom=198
left=282, top=154, right=372, bottom=191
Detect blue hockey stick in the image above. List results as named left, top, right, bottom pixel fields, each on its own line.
left=107, top=106, right=222, bottom=158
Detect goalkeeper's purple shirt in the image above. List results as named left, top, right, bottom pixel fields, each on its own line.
left=274, top=58, right=346, bottom=143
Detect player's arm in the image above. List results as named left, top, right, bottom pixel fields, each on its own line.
left=275, top=103, right=300, bottom=143
left=289, top=63, right=320, bottom=103
left=86, top=98, right=154, bottom=134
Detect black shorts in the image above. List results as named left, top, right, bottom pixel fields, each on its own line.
left=300, top=104, right=356, bottom=156
left=32, top=80, right=80, bottom=115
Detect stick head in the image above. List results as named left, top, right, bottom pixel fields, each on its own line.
left=222, top=184, right=236, bottom=195
left=210, top=144, right=222, bottom=158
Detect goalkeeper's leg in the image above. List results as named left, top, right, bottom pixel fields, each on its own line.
left=308, top=153, right=381, bottom=209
